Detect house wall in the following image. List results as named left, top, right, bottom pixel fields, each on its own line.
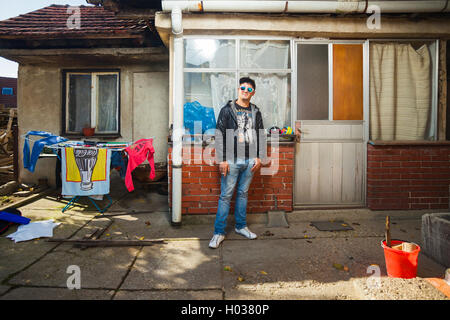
left=367, top=143, right=450, bottom=210
left=167, top=143, right=294, bottom=214
left=156, top=12, right=450, bottom=213
left=18, top=60, right=169, bottom=187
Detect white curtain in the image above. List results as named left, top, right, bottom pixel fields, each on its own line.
left=369, top=43, right=432, bottom=140
left=97, top=75, right=118, bottom=132
left=184, top=39, right=291, bottom=128
left=212, top=40, right=291, bottom=128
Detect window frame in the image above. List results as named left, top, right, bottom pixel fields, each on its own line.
left=367, top=39, right=440, bottom=142
left=183, top=35, right=293, bottom=127
left=1, top=87, right=14, bottom=96
left=62, top=69, right=121, bottom=137
left=294, top=39, right=367, bottom=122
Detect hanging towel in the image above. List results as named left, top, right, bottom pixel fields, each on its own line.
left=61, top=147, right=111, bottom=196
left=23, top=131, right=68, bottom=172
left=124, top=138, right=156, bottom=192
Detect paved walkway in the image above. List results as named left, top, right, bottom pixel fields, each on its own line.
left=0, top=179, right=448, bottom=300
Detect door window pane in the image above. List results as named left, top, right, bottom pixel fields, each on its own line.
left=97, top=74, right=118, bottom=132
left=185, top=39, right=236, bottom=68
left=240, top=40, right=290, bottom=69
left=243, top=73, right=291, bottom=128
left=68, top=74, right=91, bottom=132
left=297, top=44, right=329, bottom=120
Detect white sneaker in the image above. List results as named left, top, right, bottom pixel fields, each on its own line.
left=209, top=234, right=225, bottom=249
left=235, top=227, right=257, bottom=240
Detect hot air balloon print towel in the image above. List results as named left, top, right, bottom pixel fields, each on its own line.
left=61, top=147, right=111, bottom=196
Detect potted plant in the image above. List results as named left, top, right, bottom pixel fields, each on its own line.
left=82, top=125, right=95, bottom=137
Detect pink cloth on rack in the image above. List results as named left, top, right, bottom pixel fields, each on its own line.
left=124, top=138, right=156, bottom=192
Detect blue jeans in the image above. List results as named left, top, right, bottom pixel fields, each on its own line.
left=214, top=158, right=255, bottom=235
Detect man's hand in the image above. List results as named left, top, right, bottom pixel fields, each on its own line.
left=251, top=158, right=262, bottom=172
left=219, top=161, right=229, bottom=177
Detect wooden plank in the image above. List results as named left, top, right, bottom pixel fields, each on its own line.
left=47, top=239, right=166, bottom=247
left=295, top=141, right=311, bottom=204
left=354, top=142, right=364, bottom=202
left=332, top=143, right=343, bottom=203
left=333, top=44, right=364, bottom=120
left=310, top=142, right=320, bottom=203
left=319, top=142, right=333, bottom=203
left=341, top=143, right=357, bottom=203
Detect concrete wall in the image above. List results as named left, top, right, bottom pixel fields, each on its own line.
left=133, top=71, right=169, bottom=163
left=18, top=59, right=169, bottom=186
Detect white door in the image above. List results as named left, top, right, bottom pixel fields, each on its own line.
left=294, top=41, right=367, bottom=208
left=294, top=121, right=364, bottom=207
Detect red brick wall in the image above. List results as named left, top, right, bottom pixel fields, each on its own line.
left=168, top=143, right=294, bottom=215
left=367, top=144, right=450, bottom=210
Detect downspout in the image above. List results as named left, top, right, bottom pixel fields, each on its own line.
left=171, top=6, right=183, bottom=226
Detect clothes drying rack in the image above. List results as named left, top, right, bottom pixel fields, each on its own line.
left=22, top=136, right=132, bottom=215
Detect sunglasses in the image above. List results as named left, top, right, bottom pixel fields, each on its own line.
left=240, top=86, right=254, bottom=93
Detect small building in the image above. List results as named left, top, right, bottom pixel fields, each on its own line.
left=0, top=76, right=17, bottom=108
left=0, top=4, right=169, bottom=187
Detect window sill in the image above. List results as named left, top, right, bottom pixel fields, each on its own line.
left=62, top=133, right=122, bottom=140
left=368, top=140, right=450, bottom=146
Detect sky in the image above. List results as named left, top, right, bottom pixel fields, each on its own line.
left=0, top=0, right=90, bottom=77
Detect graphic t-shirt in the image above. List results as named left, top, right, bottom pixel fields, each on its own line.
left=235, top=102, right=253, bottom=159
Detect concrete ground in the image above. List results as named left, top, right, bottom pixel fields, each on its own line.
left=0, top=173, right=449, bottom=300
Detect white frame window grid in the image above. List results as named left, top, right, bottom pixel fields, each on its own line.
left=183, top=35, right=293, bottom=124
left=293, top=39, right=367, bottom=124
left=182, top=36, right=439, bottom=140
left=65, top=71, right=120, bottom=134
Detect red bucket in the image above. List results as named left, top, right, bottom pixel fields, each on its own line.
left=381, top=240, right=420, bottom=279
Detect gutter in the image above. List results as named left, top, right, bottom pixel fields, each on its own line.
left=161, top=1, right=450, bottom=13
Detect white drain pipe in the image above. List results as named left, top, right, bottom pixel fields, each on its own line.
left=162, top=1, right=450, bottom=13
left=171, top=6, right=184, bottom=226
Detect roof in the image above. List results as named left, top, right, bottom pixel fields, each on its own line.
left=0, top=5, right=154, bottom=40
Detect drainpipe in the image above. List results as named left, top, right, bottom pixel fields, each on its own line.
left=171, top=6, right=183, bottom=226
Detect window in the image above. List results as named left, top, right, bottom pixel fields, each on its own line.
left=63, top=70, right=120, bottom=135
left=296, top=42, right=363, bottom=121
left=184, top=38, right=291, bottom=129
left=369, top=40, right=438, bottom=141
left=2, top=87, right=14, bottom=95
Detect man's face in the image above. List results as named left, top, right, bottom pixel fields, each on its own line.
left=238, top=82, right=255, bottom=101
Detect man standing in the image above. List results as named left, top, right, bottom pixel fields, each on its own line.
left=209, top=77, right=266, bottom=249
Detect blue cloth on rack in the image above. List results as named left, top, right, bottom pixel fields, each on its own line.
left=23, top=131, right=68, bottom=173
left=111, top=150, right=128, bottom=178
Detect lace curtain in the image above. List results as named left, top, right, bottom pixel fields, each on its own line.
left=97, top=75, right=118, bottom=132
left=184, top=39, right=291, bottom=128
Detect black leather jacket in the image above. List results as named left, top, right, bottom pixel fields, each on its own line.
left=215, top=100, right=266, bottom=163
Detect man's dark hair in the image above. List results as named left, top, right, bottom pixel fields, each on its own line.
left=239, top=77, right=256, bottom=90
